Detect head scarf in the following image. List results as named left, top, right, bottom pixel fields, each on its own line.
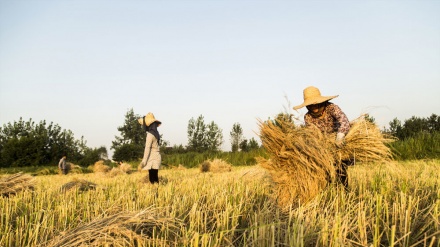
left=147, top=121, right=161, bottom=145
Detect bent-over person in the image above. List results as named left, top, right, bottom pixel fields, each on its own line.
left=294, top=86, right=352, bottom=189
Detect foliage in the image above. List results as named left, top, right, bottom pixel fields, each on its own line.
left=230, top=122, right=243, bottom=152
left=112, top=143, right=143, bottom=162
left=388, top=131, right=440, bottom=160
left=385, top=113, right=440, bottom=140
left=239, top=137, right=260, bottom=152
left=162, top=148, right=268, bottom=168
left=111, top=108, right=145, bottom=152
left=78, top=146, right=108, bottom=167
left=187, top=115, right=223, bottom=152
left=364, top=113, right=375, bottom=124
left=0, top=118, right=103, bottom=167
left=187, top=115, right=206, bottom=152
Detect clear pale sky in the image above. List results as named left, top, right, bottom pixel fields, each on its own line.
left=1, top=0, right=439, bottom=158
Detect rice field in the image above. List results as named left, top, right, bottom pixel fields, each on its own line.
left=0, top=159, right=439, bottom=247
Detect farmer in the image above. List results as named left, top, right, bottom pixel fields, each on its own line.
left=293, top=86, right=352, bottom=189
left=138, top=112, right=162, bottom=184
left=58, top=155, right=69, bottom=175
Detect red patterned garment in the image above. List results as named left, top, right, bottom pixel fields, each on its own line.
left=304, top=102, right=350, bottom=134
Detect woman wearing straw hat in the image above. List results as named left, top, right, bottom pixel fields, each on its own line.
left=138, top=112, right=162, bottom=184
left=293, top=86, right=351, bottom=189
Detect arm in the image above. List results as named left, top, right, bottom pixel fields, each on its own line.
left=141, top=133, right=154, bottom=166
left=329, top=104, right=350, bottom=135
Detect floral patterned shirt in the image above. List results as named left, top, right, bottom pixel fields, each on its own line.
left=304, top=102, right=350, bottom=134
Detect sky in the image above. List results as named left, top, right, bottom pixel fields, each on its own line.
left=1, top=0, right=439, bottom=158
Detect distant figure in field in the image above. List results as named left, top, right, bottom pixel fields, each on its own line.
left=58, top=155, right=69, bottom=175
left=138, top=113, right=162, bottom=184
left=293, top=86, right=352, bottom=189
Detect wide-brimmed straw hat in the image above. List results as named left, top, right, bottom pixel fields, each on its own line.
left=137, top=112, right=161, bottom=126
left=293, top=86, right=338, bottom=110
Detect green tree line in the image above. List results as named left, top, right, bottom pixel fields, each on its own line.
left=0, top=118, right=106, bottom=167
left=1, top=111, right=438, bottom=168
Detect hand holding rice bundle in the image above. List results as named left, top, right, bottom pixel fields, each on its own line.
left=259, top=86, right=394, bottom=209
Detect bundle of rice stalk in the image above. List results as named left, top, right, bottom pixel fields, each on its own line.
left=92, top=160, right=111, bottom=173
left=258, top=119, right=335, bottom=208
left=40, top=207, right=183, bottom=247
left=119, top=162, right=133, bottom=173
left=67, top=162, right=83, bottom=174
left=171, top=164, right=187, bottom=170
left=108, top=167, right=125, bottom=177
left=0, top=172, right=35, bottom=197
left=60, top=178, right=97, bottom=192
left=258, top=115, right=394, bottom=209
left=199, top=158, right=232, bottom=173
left=334, top=117, right=395, bottom=164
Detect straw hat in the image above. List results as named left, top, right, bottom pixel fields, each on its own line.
left=293, top=86, right=338, bottom=110
left=137, top=112, right=161, bottom=126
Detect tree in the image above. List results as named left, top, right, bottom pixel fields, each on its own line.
left=248, top=137, right=260, bottom=150
left=187, top=115, right=223, bottom=152
left=0, top=117, right=93, bottom=167
left=239, top=139, right=249, bottom=152
left=388, top=118, right=403, bottom=138
left=364, top=114, right=376, bottom=124
left=230, top=123, right=243, bottom=152
left=386, top=114, right=440, bottom=140
left=427, top=114, right=440, bottom=132
left=112, top=143, right=143, bottom=162
left=206, top=121, right=223, bottom=151
left=111, top=108, right=145, bottom=159
left=187, top=115, right=206, bottom=152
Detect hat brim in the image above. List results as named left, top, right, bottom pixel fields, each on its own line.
left=138, top=118, right=161, bottom=126
left=293, top=95, right=338, bottom=110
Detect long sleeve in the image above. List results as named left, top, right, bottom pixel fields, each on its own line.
left=140, top=133, right=161, bottom=170
left=304, top=103, right=350, bottom=134
left=329, top=104, right=350, bottom=134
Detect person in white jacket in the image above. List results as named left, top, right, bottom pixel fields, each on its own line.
left=138, top=112, right=162, bottom=184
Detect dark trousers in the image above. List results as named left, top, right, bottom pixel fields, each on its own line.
left=335, top=164, right=348, bottom=189
left=62, top=168, right=69, bottom=175
left=335, top=159, right=354, bottom=189
left=148, top=169, right=159, bottom=184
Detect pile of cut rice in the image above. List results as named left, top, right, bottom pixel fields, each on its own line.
left=258, top=115, right=393, bottom=209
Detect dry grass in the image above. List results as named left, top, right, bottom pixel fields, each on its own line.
left=0, top=172, right=35, bottom=197
left=39, top=207, right=183, bottom=247
left=60, top=178, right=98, bottom=192
left=1, top=162, right=438, bottom=246
left=92, top=160, right=111, bottom=173
left=66, top=162, right=83, bottom=174
left=258, top=116, right=394, bottom=209
left=199, top=159, right=232, bottom=173
left=119, top=162, right=133, bottom=173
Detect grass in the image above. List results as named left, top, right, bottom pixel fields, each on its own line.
left=389, top=132, right=440, bottom=160
left=0, top=159, right=439, bottom=246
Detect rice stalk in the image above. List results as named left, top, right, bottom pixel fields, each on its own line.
left=39, top=207, right=183, bottom=247
left=258, top=115, right=394, bottom=208
left=199, top=159, right=232, bottom=173
left=60, top=178, right=98, bottom=192
left=92, top=160, right=111, bottom=173
left=0, top=172, right=35, bottom=197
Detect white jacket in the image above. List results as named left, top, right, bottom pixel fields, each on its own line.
left=140, top=132, right=161, bottom=170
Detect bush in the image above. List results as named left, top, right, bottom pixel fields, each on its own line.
left=388, top=131, right=440, bottom=160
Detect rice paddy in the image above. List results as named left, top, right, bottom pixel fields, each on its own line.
left=1, top=159, right=439, bottom=246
